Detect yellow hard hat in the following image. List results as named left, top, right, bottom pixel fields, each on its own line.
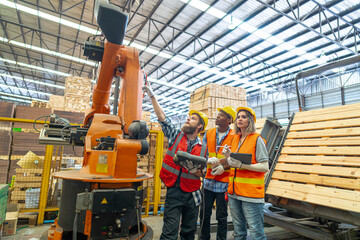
left=236, top=107, right=256, bottom=123
left=189, top=110, right=208, bottom=131
left=217, top=106, right=236, bottom=123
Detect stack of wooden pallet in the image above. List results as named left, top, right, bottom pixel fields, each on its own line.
left=64, top=76, right=91, bottom=113
left=48, top=95, right=65, bottom=111
left=31, top=101, right=49, bottom=108
left=10, top=168, right=42, bottom=209
left=267, top=103, right=360, bottom=214
left=0, top=102, right=15, bottom=184
left=189, top=83, right=247, bottom=130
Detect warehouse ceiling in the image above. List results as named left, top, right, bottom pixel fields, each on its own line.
left=0, top=0, right=360, bottom=117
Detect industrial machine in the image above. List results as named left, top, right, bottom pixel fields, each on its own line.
left=39, top=0, right=153, bottom=239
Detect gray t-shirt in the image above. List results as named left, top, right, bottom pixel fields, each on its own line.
left=228, top=137, right=269, bottom=204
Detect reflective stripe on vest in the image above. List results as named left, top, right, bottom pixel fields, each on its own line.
left=228, top=176, right=264, bottom=185
left=162, top=162, right=199, bottom=180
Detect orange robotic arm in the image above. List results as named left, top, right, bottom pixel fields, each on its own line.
left=84, top=42, right=143, bottom=134
left=83, top=1, right=143, bottom=135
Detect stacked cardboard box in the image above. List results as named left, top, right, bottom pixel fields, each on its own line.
left=2, top=203, right=19, bottom=236
left=0, top=102, right=15, bottom=184
left=64, top=76, right=91, bottom=113
left=189, top=83, right=247, bottom=130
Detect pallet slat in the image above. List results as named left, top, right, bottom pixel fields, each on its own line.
left=277, top=155, right=360, bottom=166
left=287, top=127, right=360, bottom=139
left=274, top=162, right=360, bottom=178
left=292, top=103, right=360, bottom=119
left=293, top=109, right=360, bottom=124
left=290, top=117, right=360, bottom=131
left=266, top=186, right=359, bottom=213
left=269, top=180, right=360, bottom=202
left=284, top=137, right=360, bottom=146
left=14, top=182, right=42, bottom=188
left=15, top=176, right=42, bottom=182
left=270, top=171, right=360, bottom=190
left=281, top=146, right=360, bottom=155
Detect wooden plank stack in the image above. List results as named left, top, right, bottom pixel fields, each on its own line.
left=10, top=168, right=42, bottom=209
left=31, top=101, right=49, bottom=108
left=64, top=76, right=91, bottom=113
left=267, top=103, right=360, bottom=213
left=255, top=118, right=267, bottom=133
left=48, top=95, right=65, bottom=111
left=189, top=83, right=247, bottom=130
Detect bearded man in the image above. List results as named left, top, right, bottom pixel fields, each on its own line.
left=143, top=84, right=208, bottom=240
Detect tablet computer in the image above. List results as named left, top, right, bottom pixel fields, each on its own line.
left=230, top=153, right=252, bottom=164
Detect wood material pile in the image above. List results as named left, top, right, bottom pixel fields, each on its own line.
left=48, top=95, right=65, bottom=111
left=267, top=103, right=360, bottom=213
left=189, top=83, right=247, bottom=130
left=10, top=168, right=42, bottom=209
left=31, top=101, right=49, bottom=108
left=64, top=76, right=91, bottom=113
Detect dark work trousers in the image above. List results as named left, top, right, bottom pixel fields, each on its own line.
left=199, top=188, right=228, bottom=240
left=160, top=186, right=200, bottom=240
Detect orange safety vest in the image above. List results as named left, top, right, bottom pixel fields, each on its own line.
left=159, top=132, right=207, bottom=192
left=228, top=133, right=265, bottom=199
left=205, top=127, right=234, bottom=182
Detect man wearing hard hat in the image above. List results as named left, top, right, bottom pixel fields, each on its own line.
left=143, top=84, right=208, bottom=240
left=200, top=106, right=236, bottom=240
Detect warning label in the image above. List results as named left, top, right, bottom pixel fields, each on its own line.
left=101, top=198, right=108, bottom=204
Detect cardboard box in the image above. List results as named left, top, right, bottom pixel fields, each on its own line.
left=2, top=204, right=19, bottom=236
left=18, top=213, right=37, bottom=227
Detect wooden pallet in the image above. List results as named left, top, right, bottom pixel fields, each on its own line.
left=267, top=103, right=360, bottom=213
left=10, top=168, right=42, bottom=208
left=255, top=118, right=266, bottom=133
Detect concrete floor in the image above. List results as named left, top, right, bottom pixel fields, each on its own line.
left=2, top=211, right=307, bottom=240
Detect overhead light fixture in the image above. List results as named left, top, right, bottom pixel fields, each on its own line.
left=0, top=73, right=65, bottom=89
left=143, top=103, right=186, bottom=115
left=0, top=37, right=96, bottom=66
left=0, top=82, right=52, bottom=96
left=0, top=92, right=48, bottom=102
left=188, top=0, right=210, bottom=12
left=1, top=0, right=101, bottom=35
left=0, top=57, right=72, bottom=77
left=147, top=77, right=194, bottom=92
left=0, top=95, right=32, bottom=104
left=225, top=15, right=242, bottom=30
